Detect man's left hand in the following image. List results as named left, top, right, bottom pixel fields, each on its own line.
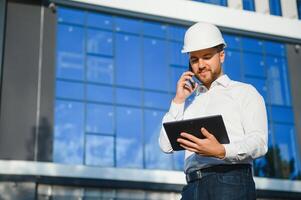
left=177, top=127, right=226, bottom=159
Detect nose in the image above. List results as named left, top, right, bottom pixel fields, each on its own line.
left=197, top=58, right=206, bottom=69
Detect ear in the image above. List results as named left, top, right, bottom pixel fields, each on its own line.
left=219, top=50, right=225, bottom=64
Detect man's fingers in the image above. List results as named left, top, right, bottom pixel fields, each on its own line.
left=201, top=127, right=216, bottom=140
left=180, top=132, right=200, bottom=143
left=177, top=137, right=199, bottom=149
left=179, top=144, right=199, bottom=153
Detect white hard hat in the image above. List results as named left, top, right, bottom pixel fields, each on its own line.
left=181, top=22, right=226, bottom=53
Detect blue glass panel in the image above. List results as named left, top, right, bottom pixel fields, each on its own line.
left=143, top=21, right=167, bottom=39
left=57, top=7, right=85, bottom=25
left=116, top=107, right=143, bottom=168
left=243, top=0, right=255, bottom=11
left=223, top=50, right=242, bottom=81
left=174, top=151, right=185, bottom=170
left=242, top=52, right=265, bottom=78
left=271, top=106, right=294, bottom=124
left=86, top=104, right=114, bottom=134
left=273, top=124, right=299, bottom=179
left=86, top=55, right=114, bottom=84
left=169, top=41, right=188, bottom=66
left=170, top=66, right=186, bottom=92
left=223, top=34, right=241, bottom=50
left=244, top=77, right=267, bottom=100
left=269, top=0, right=282, bottom=16
left=241, top=37, right=264, bottom=54
left=115, top=17, right=142, bottom=34
left=53, top=100, right=84, bottom=164
left=144, top=91, right=171, bottom=110
left=143, top=38, right=169, bottom=91
left=116, top=88, right=142, bottom=106
left=56, top=24, right=84, bottom=80
left=298, top=0, right=301, bottom=19
left=87, top=29, right=113, bottom=56
left=266, top=56, right=291, bottom=106
left=115, top=33, right=142, bottom=87
left=167, top=25, right=186, bottom=42
left=87, top=12, right=113, bottom=30
left=86, top=84, right=113, bottom=103
left=194, top=0, right=227, bottom=6
left=144, top=110, right=173, bottom=169
left=264, top=41, right=285, bottom=57
left=85, top=135, right=114, bottom=167
left=56, top=80, right=84, bottom=100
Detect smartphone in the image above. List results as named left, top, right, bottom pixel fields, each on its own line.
left=187, top=62, right=196, bottom=88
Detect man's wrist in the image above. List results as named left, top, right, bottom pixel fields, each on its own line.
left=216, top=144, right=226, bottom=159
left=173, top=97, right=185, bottom=104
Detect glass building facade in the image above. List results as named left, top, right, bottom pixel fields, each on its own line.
left=54, top=5, right=301, bottom=180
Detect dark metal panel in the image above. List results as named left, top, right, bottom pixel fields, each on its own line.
left=286, top=44, right=301, bottom=166
left=0, top=0, right=56, bottom=161
left=0, top=0, right=6, bottom=95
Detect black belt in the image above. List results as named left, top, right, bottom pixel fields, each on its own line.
left=186, top=164, right=251, bottom=183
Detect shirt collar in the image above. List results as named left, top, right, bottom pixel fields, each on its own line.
left=195, top=74, right=231, bottom=96
left=214, top=74, right=231, bottom=88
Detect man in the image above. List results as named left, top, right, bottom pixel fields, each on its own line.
left=159, top=22, right=268, bottom=199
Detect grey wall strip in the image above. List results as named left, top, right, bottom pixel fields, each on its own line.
left=286, top=44, right=301, bottom=163
left=0, top=0, right=6, bottom=92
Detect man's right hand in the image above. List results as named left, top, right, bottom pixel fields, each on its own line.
left=173, top=71, right=198, bottom=104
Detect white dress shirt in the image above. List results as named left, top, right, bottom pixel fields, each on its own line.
left=159, top=74, right=268, bottom=174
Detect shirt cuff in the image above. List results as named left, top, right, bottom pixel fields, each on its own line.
left=222, top=144, right=237, bottom=161
left=169, top=100, right=185, bottom=119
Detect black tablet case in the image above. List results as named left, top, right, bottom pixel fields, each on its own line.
left=163, top=115, right=229, bottom=151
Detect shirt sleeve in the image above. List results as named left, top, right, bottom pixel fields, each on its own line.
left=159, top=100, right=185, bottom=153
left=223, top=86, right=268, bottom=162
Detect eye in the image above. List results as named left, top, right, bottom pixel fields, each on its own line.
left=203, top=54, right=213, bottom=60
left=190, top=58, right=198, bottom=64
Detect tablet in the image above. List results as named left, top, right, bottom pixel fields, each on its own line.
left=163, top=115, right=229, bottom=151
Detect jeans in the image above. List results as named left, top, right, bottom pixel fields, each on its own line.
left=181, top=165, right=256, bottom=200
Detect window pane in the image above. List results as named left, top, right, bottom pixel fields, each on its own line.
left=242, top=52, right=265, bottom=78
left=53, top=100, right=84, bottom=164
left=85, top=135, right=114, bottom=167
left=264, top=41, right=285, bottom=57
left=86, top=104, right=114, bottom=134
left=144, top=91, right=171, bottom=110
left=241, top=37, right=264, bottom=54
left=273, top=124, right=298, bottom=179
left=87, top=29, right=113, bottom=56
left=167, top=25, right=186, bottom=42
left=86, top=84, right=113, bottom=103
left=174, top=151, right=185, bottom=171
left=223, top=34, right=241, bottom=51
left=143, top=38, right=169, bottom=91
left=57, top=7, right=85, bottom=25
left=269, top=0, right=282, bottom=16
left=168, top=41, right=188, bottom=66
left=56, top=24, right=84, bottom=80
left=116, top=107, right=143, bottom=168
left=115, top=33, right=142, bottom=87
left=116, top=88, right=142, bottom=106
left=243, top=0, right=255, bottom=11
left=266, top=56, right=290, bottom=106
left=270, top=106, right=294, bottom=124
left=144, top=110, right=173, bottom=169
left=56, top=80, right=84, bottom=100
left=143, top=21, right=167, bottom=39
left=86, top=55, right=114, bottom=84
left=87, top=12, right=113, bottom=30
left=223, top=50, right=242, bottom=81
left=298, top=0, right=301, bottom=19
left=115, top=17, right=142, bottom=34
